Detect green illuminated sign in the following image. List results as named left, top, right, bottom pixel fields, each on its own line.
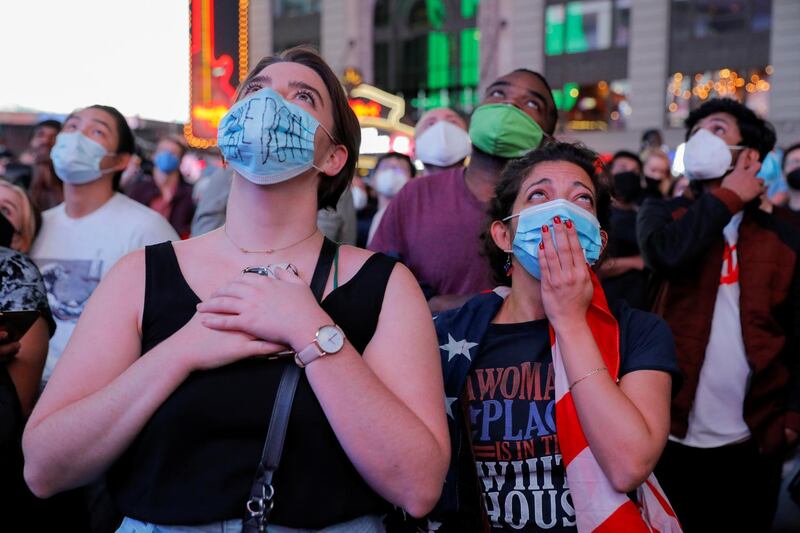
left=552, top=82, right=579, bottom=111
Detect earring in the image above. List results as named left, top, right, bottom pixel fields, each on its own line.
left=503, top=253, right=513, bottom=277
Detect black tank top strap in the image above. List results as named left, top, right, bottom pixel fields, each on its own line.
left=353, top=252, right=397, bottom=312
left=321, top=251, right=397, bottom=351
left=142, top=242, right=198, bottom=351
left=310, top=237, right=337, bottom=302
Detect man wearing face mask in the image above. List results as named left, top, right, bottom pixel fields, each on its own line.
left=128, top=136, right=196, bottom=238
left=30, top=105, right=178, bottom=387
left=413, top=107, right=471, bottom=176
left=369, top=70, right=558, bottom=313
left=367, top=152, right=415, bottom=245
left=637, top=98, right=800, bottom=532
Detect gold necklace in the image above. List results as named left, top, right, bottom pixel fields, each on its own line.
left=223, top=225, right=319, bottom=254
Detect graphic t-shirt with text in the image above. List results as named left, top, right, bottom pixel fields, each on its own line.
left=466, top=304, right=678, bottom=532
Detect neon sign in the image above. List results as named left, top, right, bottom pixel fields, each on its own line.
left=184, top=0, right=249, bottom=149
left=347, top=84, right=415, bottom=158
left=348, top=99, right=382, bottom=119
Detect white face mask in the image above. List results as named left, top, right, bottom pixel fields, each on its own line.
left=351, top=185, right=368, bottom=210
left=683, top=128, right=743, bottom=181
left=51, top=132, right=115, bottom=185
left=414, top=121, right=471, bottom=167
left=373, top=168, right=409, bottom=198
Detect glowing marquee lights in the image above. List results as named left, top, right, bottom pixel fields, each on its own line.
left=347, top=84, right=414, bottom=158
left=184, top=0, right=249, bottom=149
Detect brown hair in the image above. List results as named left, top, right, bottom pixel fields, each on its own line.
left=235, top=46, right=360, bottom=210
left=159, top=134, right=188, bottom=159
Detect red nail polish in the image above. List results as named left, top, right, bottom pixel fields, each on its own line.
left=565, top=219, right=573, bottom=229
left=553, top=216, right=562, bottom=224
left=542, top=225, right=549, bottom=233
left=539, top=241, right=545, bottom=250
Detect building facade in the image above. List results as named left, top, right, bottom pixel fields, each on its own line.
left=248, top=0, right=800, bottom=152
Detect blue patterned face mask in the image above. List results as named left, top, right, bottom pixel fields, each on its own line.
left=504, top=199, right=602, bottom=279
left=217, top=87, right=334, bottom=185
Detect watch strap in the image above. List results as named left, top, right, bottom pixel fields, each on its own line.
left=295, top=340, right=324, bottom=368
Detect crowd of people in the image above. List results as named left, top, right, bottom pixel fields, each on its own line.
left=1, top=44, right=800, bottom=532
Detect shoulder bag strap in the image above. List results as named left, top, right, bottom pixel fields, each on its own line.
left=243, top=237, right=338, bottom=532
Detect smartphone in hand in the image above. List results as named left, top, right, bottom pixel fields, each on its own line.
left=0, top=310, right=40, bottom=343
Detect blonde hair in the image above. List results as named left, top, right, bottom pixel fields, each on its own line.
left=641, top=147, right=670, bottom=166
left=0, top=180, right=37, bottom=253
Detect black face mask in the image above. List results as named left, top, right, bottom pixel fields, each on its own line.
left=787, top=168, right=800, bottom=191
left=0, top=212, right=14, bottom=248
left=612, top=171, right=643, bottom=204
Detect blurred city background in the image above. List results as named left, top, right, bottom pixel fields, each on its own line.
left=1, top=0, right=797, bottom=175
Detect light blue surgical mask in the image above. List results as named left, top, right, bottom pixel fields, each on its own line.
left=51, top=131, right=115, bottom=185
left=217, top=87, right=333, bottom=185
left=504, top=199, right=602, bottom=279
left=154, top=151, right=181, bottom=173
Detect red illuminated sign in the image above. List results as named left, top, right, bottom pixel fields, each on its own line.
left=348, top=98, right=383, bottom=119
left=185, top=0, right=249, bottom=149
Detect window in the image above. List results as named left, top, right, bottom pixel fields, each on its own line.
left=558, top=79, right=630, bottom=131
left=460, top=27, right=480, bottom=87
left=693, top=0, right=749, bottom=37
left=273, top=0, right=320, bottom=18
left=545, top=1, right=622, bottom=56
left=374, top=0, right=481, bottom=119
left=374, top=0, right=391, bottom=27
left=401, top=36, right=428, bottom=94
left=409, top=0, right=431, bottom=30
left=671, top=0, right=772, bottom=39
left=613, top=0, right=631, bottom=47
left=374, top=42, right=390, bottom=89
left=665, top=66, right=772, bottom=127
left=751, top=0, right=771, bottom=31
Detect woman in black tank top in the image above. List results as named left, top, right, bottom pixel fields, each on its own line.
left=23, top=48, right=450, bottom=532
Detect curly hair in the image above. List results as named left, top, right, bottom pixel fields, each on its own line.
left=481, top=141, right=612, bottom=286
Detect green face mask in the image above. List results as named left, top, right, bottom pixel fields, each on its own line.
left=468, top=103, right=545, bottom=159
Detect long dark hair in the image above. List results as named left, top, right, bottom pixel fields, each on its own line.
left=235, top=46, right=361, bottom=210
left=482, top=141, right=612, bottom=286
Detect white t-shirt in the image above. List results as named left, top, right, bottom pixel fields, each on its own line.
left=672, top=212, right=752, bottom=448
left=31, top=193, right=179, bottom=382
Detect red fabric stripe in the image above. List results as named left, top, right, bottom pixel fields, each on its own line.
left=553, top=271, right=680, bottom=531
left=554, top=393, right=587, bottom=465
left=554, top=271, right=619, bottom=467
left=594, top=500, right=651, bottom=533
left=645, top=480, right=679, bottom=519
left=586, top=271, right=621, bottom=379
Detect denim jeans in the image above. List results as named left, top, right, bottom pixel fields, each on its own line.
left=116, top=514, right=386, bottom=533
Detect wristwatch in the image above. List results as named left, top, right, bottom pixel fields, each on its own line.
left=295, top=325, right=345, bottom=368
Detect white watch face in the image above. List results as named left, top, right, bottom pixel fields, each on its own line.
left=317, top=325, right=344, bottom=353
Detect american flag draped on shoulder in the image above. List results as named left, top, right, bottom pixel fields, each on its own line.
left=420, top=274, right=681, bottom=533
left=546, top=272, right=682, bottom=533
